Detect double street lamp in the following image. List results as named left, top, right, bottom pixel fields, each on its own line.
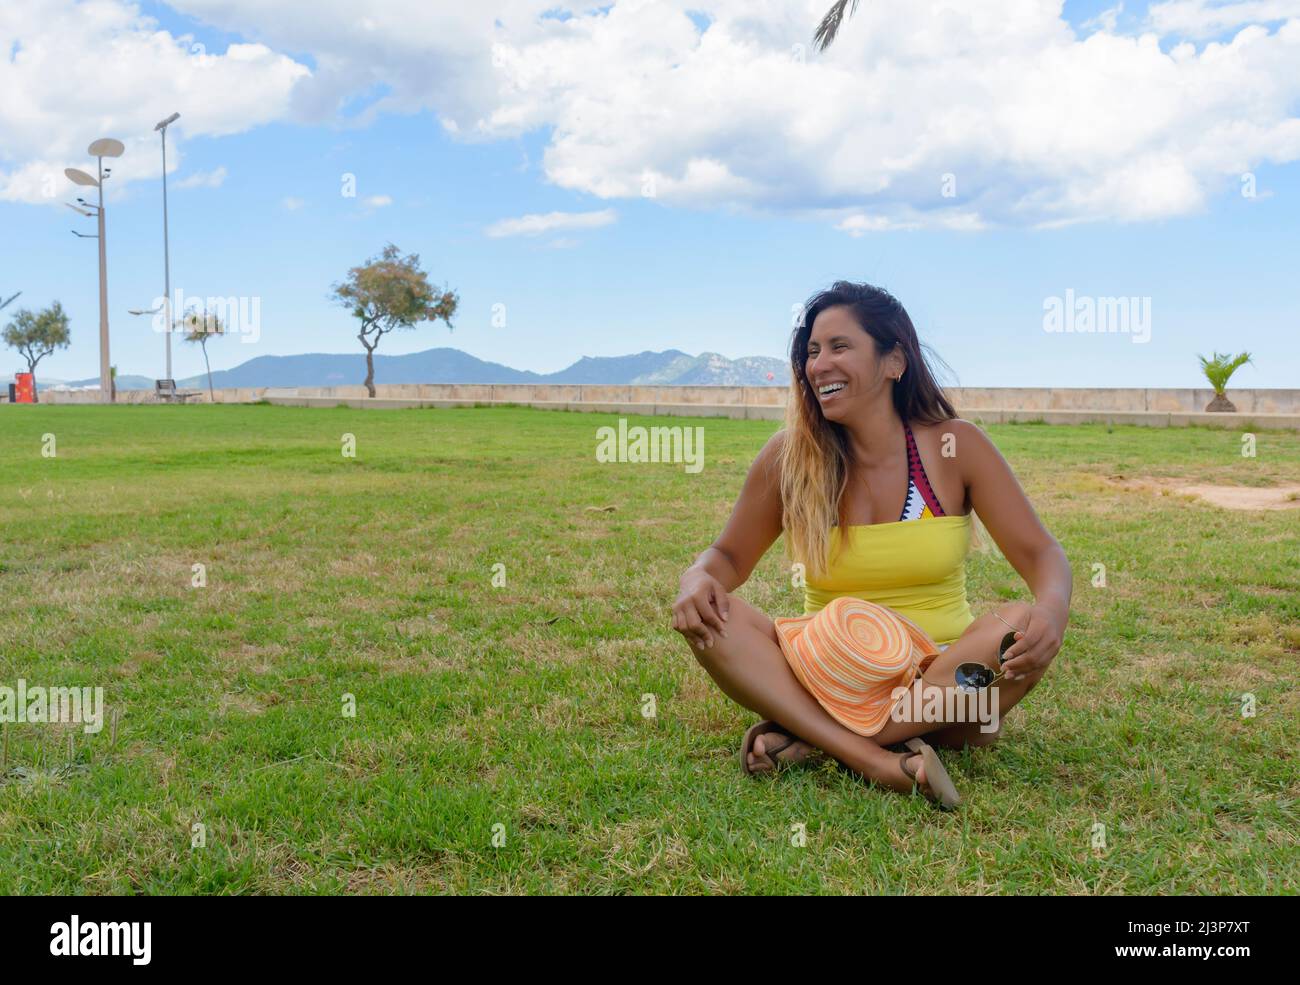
left=66, top=137, right=124, bottom=404
left=64, top=114, right=181, bottom=400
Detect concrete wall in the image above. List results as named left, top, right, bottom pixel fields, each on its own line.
left=949, top=387, right=1300, bottom=414
left=31, top=383, right=1300, bottom=414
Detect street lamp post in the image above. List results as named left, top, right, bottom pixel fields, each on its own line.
left=66, top=137, right=124, bottom=404
left=155, top=112, right=180, bottom=380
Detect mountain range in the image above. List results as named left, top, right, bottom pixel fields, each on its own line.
left=38, top=348, right=791, bottom=391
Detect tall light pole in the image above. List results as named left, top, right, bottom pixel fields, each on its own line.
left=66, top=136, right=123, bottom=404
left=155, top=112, right=180, bottom=380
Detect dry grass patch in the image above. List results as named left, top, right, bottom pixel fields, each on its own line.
left=344, top=861, right=457, bottom=894
left=218, top=691, right=265, bottom=717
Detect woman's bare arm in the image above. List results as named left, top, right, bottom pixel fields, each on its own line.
left=673, top=431, right=785, bottom=645
left=953, top=419, right=1072, bottom=674
left=687, top=430, right=785, bottom=588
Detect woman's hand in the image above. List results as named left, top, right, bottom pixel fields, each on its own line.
left=998, top=602, right=1066, bottom=680
left=672, top=570, right=731, bottom=649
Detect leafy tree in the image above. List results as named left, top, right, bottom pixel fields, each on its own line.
left=332, top=244, right=458, bottom=397
left=3, top=301, right=71, bottom=393
left=181, top=309, right=225, bottom=401
left=1198, top=351, right=1253, bottom=413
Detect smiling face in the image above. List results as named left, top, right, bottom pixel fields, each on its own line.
left=804, top=305, right=902, bottom=421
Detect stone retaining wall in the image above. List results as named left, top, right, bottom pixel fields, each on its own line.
left=30, top=383, right=1300, bottom=414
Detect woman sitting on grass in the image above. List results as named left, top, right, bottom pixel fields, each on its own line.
left=671, top=281, right=1072, bottom=809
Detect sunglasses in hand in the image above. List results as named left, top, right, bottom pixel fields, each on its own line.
left=953, top=631, right=1018, bottom=693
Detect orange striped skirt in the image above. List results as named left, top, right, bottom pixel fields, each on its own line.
left=773, top=596, right=943, bottom=737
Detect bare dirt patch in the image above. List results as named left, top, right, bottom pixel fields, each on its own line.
left=1102, top=476, right=1300, bottom=511
left=1173, top=484, right=1300, bottom=510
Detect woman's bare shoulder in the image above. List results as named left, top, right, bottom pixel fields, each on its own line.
left=752, top=428, right=788, bottom=472
left=917, top=418, right=1016, bottom=488
left=913, top=416, right=978, bottom=435
left=913, top=417, right=987, bottom=451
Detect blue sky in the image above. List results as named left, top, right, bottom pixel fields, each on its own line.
left=2, top=0, right=1297, bottom=388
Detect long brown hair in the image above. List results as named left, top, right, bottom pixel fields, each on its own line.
left=778, top=281, right=959, bottom=578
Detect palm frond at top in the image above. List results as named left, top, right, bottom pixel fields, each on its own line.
left=813, top=0, right=862, bottom=52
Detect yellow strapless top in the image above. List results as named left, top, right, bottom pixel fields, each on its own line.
left=803, top=513, right=975, bottom=646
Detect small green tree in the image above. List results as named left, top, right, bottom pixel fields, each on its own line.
left=181, top=309, right=225, bottom=401
left=332, top=244, right=458, bottom=397
left=1198, top=351, right=1253, bottom=413
left=3, top=301, right=70, bottom=396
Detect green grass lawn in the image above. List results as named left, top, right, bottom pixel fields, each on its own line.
left=0, top=404, right=1296, bottom=894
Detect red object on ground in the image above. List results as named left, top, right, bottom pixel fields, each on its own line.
left=14, top=373, right=35, bottom=403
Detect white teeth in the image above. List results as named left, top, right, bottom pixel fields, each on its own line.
left=818, top=382, right=846, bottom=395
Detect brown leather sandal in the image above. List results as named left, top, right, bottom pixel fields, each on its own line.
left=740, top=720, right=822, bottom=776
left=897, top=737, right=962, bottom=810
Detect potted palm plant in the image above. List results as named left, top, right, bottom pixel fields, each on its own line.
left=1198, top=351, right=1252, bottom=412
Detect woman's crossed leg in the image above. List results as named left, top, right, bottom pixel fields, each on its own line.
left=683, top=594, right=1049, bottom=797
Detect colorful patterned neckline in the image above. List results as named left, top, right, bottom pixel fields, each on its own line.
left=899, top=421, right=946, bottom=521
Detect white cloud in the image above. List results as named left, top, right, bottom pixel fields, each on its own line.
left=5, top=1, right=1299, bottom=228
left=156, top=0, right=1300, bottom=228
left=484, top=208, right=618, bottom=237
left=362, top=194, right=393, bottom=208
left=166, top=0, right=541, bottom=126
left=1148, top=0, right=1300, bottom=38
left=0, top=0, right=309, bottom=204
left=175, top=166, right=228, bottom=189
left=837, top=214, right=918, bottom=236
left=1082, top=3, right=1126, bottom=34
left=281, top=196, right=306, bottom=210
